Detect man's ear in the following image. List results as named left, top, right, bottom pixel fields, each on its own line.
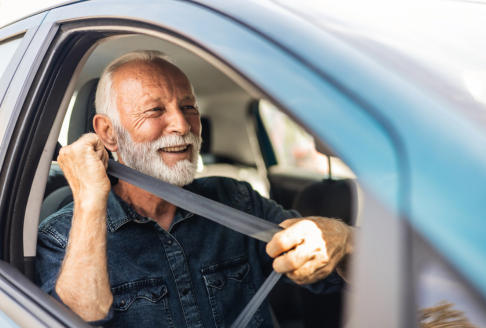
left=93, top=114, right=118, bottom=152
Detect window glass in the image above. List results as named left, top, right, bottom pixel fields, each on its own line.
left=0, top=35, right=23, bottom=81
left=259, top=99, right=355, bottom=179
left=415, top=239, right=486, bottom=327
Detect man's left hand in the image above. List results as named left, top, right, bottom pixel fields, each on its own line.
left=266, top=217, right=353, bottom=285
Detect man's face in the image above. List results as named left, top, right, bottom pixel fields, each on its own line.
left=112, top=60, right=202, bottom=186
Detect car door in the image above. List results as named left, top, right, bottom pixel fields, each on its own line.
left=0, top=1, right=409, bottom=327
left=0, top=13, right=90, bottom=328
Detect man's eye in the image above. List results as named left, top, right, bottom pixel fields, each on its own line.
left=182, top=106, right=199, bottom=114
left=151, top=107, right=163, bottom=112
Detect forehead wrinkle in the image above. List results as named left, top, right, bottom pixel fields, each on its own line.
left=113, top=61, right=194, bottom=114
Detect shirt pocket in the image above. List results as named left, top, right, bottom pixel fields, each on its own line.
left=111, top=278, right=173, bottom=328
left=201, top=255, right=264, bottom=328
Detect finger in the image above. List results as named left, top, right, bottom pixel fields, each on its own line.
left=95, top=149, right=104, bottom=160
left=266, top=220, right=319, bottom=258
left=57, top=146, right=66, bottom=162
left=272, top=241, right=319, bottom=273
left=79, top=133, right=102, bottom=153
left=286, top=256, right=333, bottom=285
left=93, top=134, right=106, bottom=153
left=101, top=149, right=109, bottom=170
left=95, top=147, right=109, bottom=170
left=278, top=218, right=301, bottom=229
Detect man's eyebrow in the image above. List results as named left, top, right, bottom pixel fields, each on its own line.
left=138, top=94, right=195, bottom=108
left=180, top=95, right=196, bottom=102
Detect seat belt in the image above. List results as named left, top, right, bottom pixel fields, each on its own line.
left=107, top=159, right=283, bottom=328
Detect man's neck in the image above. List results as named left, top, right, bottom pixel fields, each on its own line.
left=112, top=180, right=177, bottom=231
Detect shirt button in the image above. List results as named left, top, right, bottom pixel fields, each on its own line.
left=237, top=273, right=243, bottom=280
left=119, top=300, right=126, bottom=307
left=181, top=288, right=189, bottom=295
left=151, top=293, right=158, bottom=299
left=166, top=240, right=173, bottom=245
left=214, top=280, right=222, bottom=287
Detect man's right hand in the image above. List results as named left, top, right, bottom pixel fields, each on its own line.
left=57, top=133, right=111, bottom=201
left=55, top=133, right=114, bottom=322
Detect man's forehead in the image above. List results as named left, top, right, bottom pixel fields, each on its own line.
left=114, top=60, right=191, bottom=87
left=113, top=60, right=194, bottom=97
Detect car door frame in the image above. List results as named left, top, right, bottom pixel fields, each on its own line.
left=0, top=12, right=91, bottom=328
left=0, top=1, right=412, bottom=327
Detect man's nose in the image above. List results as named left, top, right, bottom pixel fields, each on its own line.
left=165, top=107, right=191, bottom=135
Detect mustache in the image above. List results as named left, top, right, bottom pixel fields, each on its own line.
left=148, top=132, right=200, bottom=150
left=116, top=129, right=201, bottom=151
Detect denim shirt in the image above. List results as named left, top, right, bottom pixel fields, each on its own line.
left=35, top=177, right=343, bottom=328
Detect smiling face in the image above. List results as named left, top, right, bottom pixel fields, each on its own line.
left=113, top=59, right=201, bottom=166
left=105, top=59, right=202, bottom=186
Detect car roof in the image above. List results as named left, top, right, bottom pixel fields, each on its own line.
left=0, top=0, right=88, bottom=29
left=275, top=0, right=486, bottom=125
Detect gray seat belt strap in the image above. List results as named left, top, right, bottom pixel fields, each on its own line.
left=107, top=160, right=282, bottom=242
left=230, top=270, right=282, bottom=328
left=107, top=159, right=283, bottom=327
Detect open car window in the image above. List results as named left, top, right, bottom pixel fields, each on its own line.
left=53, top=34, right=269, bottom=199
left=39, top=31, right=363, bottom=328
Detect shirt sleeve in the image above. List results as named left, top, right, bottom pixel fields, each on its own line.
left=36, top=221, right=115, bottom=327
left=240, top=181, right=344, bottom=294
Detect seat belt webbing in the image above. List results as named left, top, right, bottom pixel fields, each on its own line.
left=107, top=159, right=283, bottom=328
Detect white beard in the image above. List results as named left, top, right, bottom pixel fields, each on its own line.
left=115, top=127, right=202, bottom=187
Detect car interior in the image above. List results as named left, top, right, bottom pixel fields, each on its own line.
left=21, top=34, right=361, bottom=328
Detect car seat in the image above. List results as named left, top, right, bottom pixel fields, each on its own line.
left=297, top=178, right=356, bottom=328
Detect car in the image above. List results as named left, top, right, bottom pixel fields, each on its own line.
left=0, top=0, right=485, bottom=327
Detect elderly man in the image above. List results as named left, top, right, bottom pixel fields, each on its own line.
left=36, top=50, right=354, bottom=327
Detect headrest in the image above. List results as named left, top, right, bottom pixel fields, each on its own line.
left=67, top=79, right=99, bottom=145
left=292, top=179, right=358, bottom=226
left=201, top=117, right=211, bottom=154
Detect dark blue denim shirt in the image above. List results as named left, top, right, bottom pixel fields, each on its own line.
left=36, top=177, right=343, bottom=328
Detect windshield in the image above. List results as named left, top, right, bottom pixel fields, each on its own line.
left=275, top=0, right=486, bottom=121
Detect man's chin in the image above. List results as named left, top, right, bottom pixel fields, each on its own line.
left=150, top=161, right=197, bottom=187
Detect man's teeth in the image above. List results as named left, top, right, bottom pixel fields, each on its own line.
left=162, top=146, right=188, bottom=152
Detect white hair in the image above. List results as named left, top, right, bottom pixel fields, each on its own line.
left=95, top=50, right=174, bottom=129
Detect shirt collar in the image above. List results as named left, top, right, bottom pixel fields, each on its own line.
left=106, top=182, right=200, bottom=233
